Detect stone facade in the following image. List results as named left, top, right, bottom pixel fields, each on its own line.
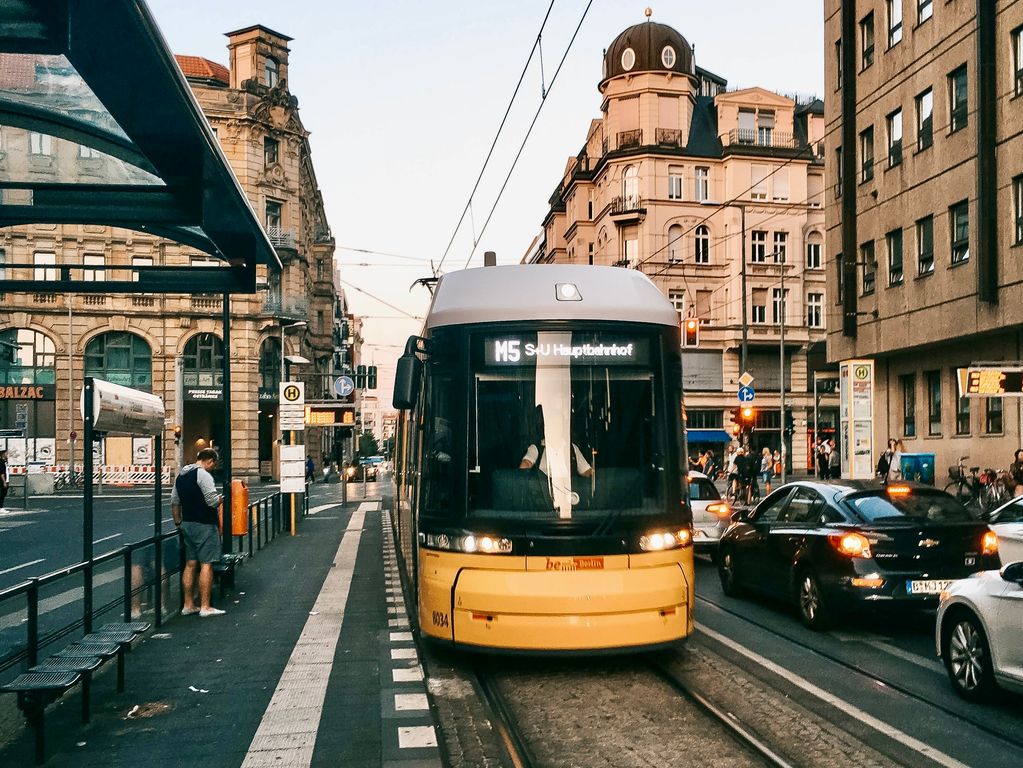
left=0, top=25, right=345, bottom=482
left=534, top=18, right=836, bottom=470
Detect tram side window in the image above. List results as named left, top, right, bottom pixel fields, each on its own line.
left=422, top=371, right=455, bottom=512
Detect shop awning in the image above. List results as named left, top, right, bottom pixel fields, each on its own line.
left=0, top=0, right=279, bottom=294
left=687, top=429, right=733, bottom=443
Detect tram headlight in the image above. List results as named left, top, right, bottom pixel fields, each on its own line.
left=421, top=532, right=513, bottom=554
left=639, top=528, right=693, bottom=551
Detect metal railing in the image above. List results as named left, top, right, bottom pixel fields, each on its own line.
left=724, top=129, right=799, bottom=149
left=655, top=127, right=683, bottom=147
left=610, top=195, right=643, bottom=215
left=617, top=129, right=642, bottom=149
left=266, top=226, right=296, bottom=248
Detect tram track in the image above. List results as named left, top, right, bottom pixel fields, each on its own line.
left=472, top=664, right=539, bottom=768
left=695, top=592, right=1023, bottom=753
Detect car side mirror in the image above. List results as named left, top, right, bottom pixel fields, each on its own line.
left=730, top=509, right=748, bottom=523
left=1001, top=561, right=1023, bottom=585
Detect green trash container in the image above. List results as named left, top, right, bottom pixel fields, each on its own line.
left=899, top=453, right=935, bottom=485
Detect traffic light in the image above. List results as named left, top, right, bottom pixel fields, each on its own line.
left=356, top=364, right=367, bottom=388
left=173, top=425, right=182, bottom=445
left=367, top=365, right=378, bottom=389
left=682, top=318, right=699, bottom=347
left=784, top=412, right=795, bottom=438
left=739, top=405, right=755, bottom=425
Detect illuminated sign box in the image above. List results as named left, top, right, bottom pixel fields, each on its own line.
left=485, top=335, right=649, bottom=366
left=304, top=405, right=355, bottom=426
left=958, top=367, right=1023, bottom=397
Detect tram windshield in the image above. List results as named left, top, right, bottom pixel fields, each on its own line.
left=459, top=329, right=670, bottom=522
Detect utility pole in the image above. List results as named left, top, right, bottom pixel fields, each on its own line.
left=779, top=252, right=786, bottom=484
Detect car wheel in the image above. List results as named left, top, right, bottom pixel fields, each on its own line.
left=718, top=549, right=741, bottom=597
left=943, top=612, right=998, bottom=703
left=796, top=569, right=832, bottom=630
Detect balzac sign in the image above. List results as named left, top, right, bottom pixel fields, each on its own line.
left=0, top=384, right=56, bottom=401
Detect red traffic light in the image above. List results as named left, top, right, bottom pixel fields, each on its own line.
left=682, top=318, right=700, bottom=347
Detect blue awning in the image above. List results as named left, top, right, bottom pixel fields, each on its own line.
left=687, top=429, right=733, bottom=443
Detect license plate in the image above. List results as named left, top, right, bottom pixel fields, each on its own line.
left=906, top=579, right=952, bottom=595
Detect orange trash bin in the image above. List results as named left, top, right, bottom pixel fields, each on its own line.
left=218, top=479, right=250, bottom=535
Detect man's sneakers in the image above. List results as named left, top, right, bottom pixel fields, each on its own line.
left=199, top=607, right=226, bottom=618
left=181, top=607, right=199, bottom=616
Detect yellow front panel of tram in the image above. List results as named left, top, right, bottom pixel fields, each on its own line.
left=417, top=547, right=694, bottom=651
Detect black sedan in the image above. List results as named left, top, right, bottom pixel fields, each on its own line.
left=717, top=481, right=1000, bottom=629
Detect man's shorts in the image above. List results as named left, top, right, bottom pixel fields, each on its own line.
left=179, top=521, right=221, bottom=564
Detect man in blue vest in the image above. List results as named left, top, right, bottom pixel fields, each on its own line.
left=171, top=448, right=225, bottom=617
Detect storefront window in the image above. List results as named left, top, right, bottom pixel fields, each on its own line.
left=84, top=332, right=152, bottom=391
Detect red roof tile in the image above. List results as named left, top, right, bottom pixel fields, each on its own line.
left=175, top=55, right=229, bottom=85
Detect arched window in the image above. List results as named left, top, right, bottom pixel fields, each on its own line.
left=183, top=333, right=223, bottom=374
left=259, top=337, right=281, bottom=391
left=84, top=332, right=152, bottom=391
left=667, top=224, right=684, bottom=263
left=694, top=225, right=710, bottom=264
left=622, top=165, right=638, bottom=208
left=265, top=57, right=279, bottom=88
left=0, top=328, right=55, bottom=384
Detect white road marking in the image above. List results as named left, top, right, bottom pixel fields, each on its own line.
left=0, top=558, right=45, bottom=576
left=398, top=725, right=437, bottom=749
left=390, top=631, right=413, bottom=642
left=308, top=502, right=344, bottom=516
left=394, top=693, right=429, bottom=711
left=92, top=533, right=122, bottom=545
left=0, top=569, right=122, bottom=628
left=392, top=666, right=424, bottom=683
left=698, top=625, right=969, bottom=768
left=241, top=503, right=368, bottom=768
left=862, top=639, right=944, bottom=674
left=391, top=648, right=417, bottom=661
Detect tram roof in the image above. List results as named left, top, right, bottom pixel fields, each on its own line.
left=426, top=265, right=679, bottom=329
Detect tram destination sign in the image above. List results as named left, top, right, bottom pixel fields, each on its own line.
left=485, top=336, right=649, bottom=367
left=958, top=366, right=1023, bottom=397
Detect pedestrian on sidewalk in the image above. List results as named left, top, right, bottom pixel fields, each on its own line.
left=760, top=447, right=774, bottom=494
left=171, top=448, right=225, bottom=618
left=1010, top=449, right=1023, bottom=497
left=0, top=448, right=9, bottom=513
left=827, top=439, right=840, bottom=478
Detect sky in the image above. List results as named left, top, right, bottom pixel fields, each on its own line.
left=147, top=0, right=826, bottom=406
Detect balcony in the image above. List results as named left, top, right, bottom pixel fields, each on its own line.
left=82, top=295, right=106, bottom=307
left=617, top=129, right=642, bottom=150
left=721, top=130, right=801, bottom=152
left=609, top=195, right=645, bottom=224
left=191, top=296, right=222, bottom=312
left=655, top=128, right=683, bottom=148
left=266, top=226, right=296, bottom=249
left=132, top=296, right=156, bottom=308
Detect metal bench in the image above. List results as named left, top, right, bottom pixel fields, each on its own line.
left=30, top=655, right=104, bottom=724
left=1, top=670, right=81, bottom=764
left=212, top=552, right=246, bottom=597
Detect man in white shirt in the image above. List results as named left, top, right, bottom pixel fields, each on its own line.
left=519, top=442, right=593, bottom=477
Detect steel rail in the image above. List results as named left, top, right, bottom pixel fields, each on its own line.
left=472, top=665, right=538, bottom=768
left=695, top=592, right=1023, bottom=752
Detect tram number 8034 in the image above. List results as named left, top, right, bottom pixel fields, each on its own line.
left=431, top=611, right=450, bottom=628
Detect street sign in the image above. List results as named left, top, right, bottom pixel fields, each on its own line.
left=737, top=386, right=755, bottom=402
left=738, top=372, right=754, bottom=388
left=958, top=366, right=1023, bottom=397
left=334, top=375, right=355, bottom=398
left=279, top=381, right=306, bottom=431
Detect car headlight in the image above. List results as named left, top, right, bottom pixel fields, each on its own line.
left=420, top=532, right=513, bottom=554
left=639, top=528, right=693, bottom=551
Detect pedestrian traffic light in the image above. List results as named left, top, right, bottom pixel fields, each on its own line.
left=682, top=318, right=699, bottom=347
left=356, top=364, right=367, bottom=388
left=784, top=412, right=795, bottom=438
left=173, top=425, right=182, bottom=445
left=367, top=365, right=378, bottom=389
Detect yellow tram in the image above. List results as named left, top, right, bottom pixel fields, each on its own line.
left=391, top=265, right=693, bottom=652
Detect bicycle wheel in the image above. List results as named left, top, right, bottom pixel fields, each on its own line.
left=944, top=481, right=971, bottom=506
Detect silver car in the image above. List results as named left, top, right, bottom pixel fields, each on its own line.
left=688, top=471, right=732, bottom=559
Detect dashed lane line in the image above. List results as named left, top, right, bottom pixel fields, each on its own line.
left=0, top=558, right=45, bottom=577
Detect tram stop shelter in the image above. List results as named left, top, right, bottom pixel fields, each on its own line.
left=0, top=0, right=280, bottom=545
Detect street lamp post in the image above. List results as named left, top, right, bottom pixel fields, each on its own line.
left=700, top=201, right=747, bottom=374
left=779, top=252, right=787, bottom=485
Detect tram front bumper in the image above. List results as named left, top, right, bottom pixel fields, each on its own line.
left=423, top=558, right=691, bottom=652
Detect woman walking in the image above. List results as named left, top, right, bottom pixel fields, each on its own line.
left=1010, top=449, right=1023, bottom=497
left=760, top=447, right=774, bottom=494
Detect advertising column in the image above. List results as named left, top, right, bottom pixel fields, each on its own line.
left=839, top=359, right=874, bottom=480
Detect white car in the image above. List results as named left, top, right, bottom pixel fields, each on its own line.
left=687, top=471, right=731, bottom=559
left=936, top=562, right=1023, bottom=701
left=986, top=497, right=1023, bottom=564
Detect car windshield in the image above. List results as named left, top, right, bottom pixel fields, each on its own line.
left=688, top=478, right=720, bottom=501
left=843, top=490, right=975, bottom=524
left=992, top=500, right=1023, bottom=524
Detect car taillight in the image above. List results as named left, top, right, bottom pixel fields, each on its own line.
left=829, top=531, right=872, bottom=558
left=706, top=502, right=732, bottom=518
left=981, top=530, right=998, bottom=556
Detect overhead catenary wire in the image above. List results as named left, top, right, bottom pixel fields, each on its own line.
left=462, top=0, right=595, bottom=270
left=434, top=0, right=558, bottom=276
left=340, top=280, right=424, bottom=320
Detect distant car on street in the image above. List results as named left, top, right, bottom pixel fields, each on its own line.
left=687, top=471, right=731, bottom=559
left=936, top=562, right=1023, bottom=702
left=717, top=480, right=1000, bottom=630
left=983, top=497, right=1023, bottom=565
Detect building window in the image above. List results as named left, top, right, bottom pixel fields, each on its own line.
left=688, top=410, right=724, bottom=429
left=265, top=200, right=283, bottom=231
left=667, top=165, right=683, bottom=200
left=694, top=225, right=710, bottom=264
left=860, top=12, right=875, bottom=70
left=694, top=166, right=709, bottom=202
left=752, top=289, right=767, bottom=324
left=183, top=333, right=224, bottom=375
left=948, top=65, right=968, bottom=133
left=901, top=374, right=916, bottom=437
left=806, top=236, right=822, bottom=269
left=259, top=337, right=282, bottom=391
left=887, top=109, right=902, bottom=167
left=926, top=369, right=942, bottom=436
left=84, top=332, right=153, bottom=391
left=887, top=0, right=903, bottom=47
left=0, top=248, right=5, bottom=281
left=738, top=108, right=755, bottom=143
left=758, top=110, right=775, bottom=145
left=33, top=252, right=57, bottom=281
left=773, top=232, right=787, bottom=264
left=82, top=254, right=105, bottom=282
left=771, top=288, right=788, bottom=325
left=955, top=371, right=971, bottom=435
left=807, top=292, right=823, bottom=328
left=917, top=215, right=934, bottom=275
left=986, top=397, right=1003, bottom=434
left=750, top=230, right=767, bottom=263
left=837, top=253, right=845, bottom=303
left=622, top=165, right=638, bottom=207
left=0, top=328, right=56, bottom=386
left=131, top=256, right=152, bottom=283
left=835, top=147, right=843, bottom=197
left=623, top=235, right=638, bottom=266
left=264, top=136, right=279, bottom=166
left=773, top=168, right=790, bottom=201
left=835, top=40, right=842, bottom=90
left=751, top=164, right=769, bottom=200
left=1014, top=26, right=1023, bottom=97
left=918, top=0, right=933, bottom=25
left=916, top=88, right=933, bottom=150
left=887, top=228, right=904, bottom=285
left=949, top=200, right=969, bottom=264
left=667, top=224, right=684, bottom=263
left=265, top=57, right=279, bottom=88
left=29, top=132, right=52, bottom=156
left=669, top=289, right=685, bottom=321
left=1014, top=175, right=1023, bottom=244
left=860, top=127, right=874, bottom=182
left=861, top=240, right=876, bottom=295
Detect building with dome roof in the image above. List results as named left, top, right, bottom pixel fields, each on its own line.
left=529, top=14, right=835, bottom=471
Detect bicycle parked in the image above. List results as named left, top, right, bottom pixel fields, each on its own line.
left=944, top=456, right=1010, bottom=514
left=54, top=469, right=85, bottom=491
